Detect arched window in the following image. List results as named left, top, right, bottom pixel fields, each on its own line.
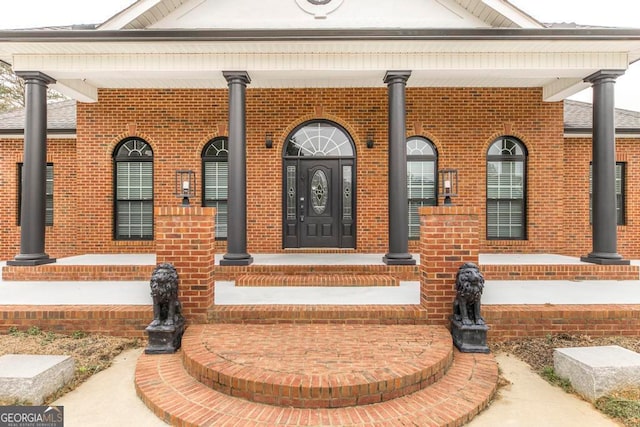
left=407, top=137, right=438, bottom=239
left=284, top=121, right=354, bottom=157
left=113, top=138, right=153, bottom=240
left=202, top=137, right=228, bottom=239
left=486, top=136, right=527, bottom=239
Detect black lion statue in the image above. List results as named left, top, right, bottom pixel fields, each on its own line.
left=453, top=262, right=485, bottom=326
left=149, top=263, right=183, bottom=327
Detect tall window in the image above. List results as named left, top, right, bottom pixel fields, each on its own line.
left=202, top=137, right=228, bottom=239
left=18, top=163, right=53, bottom=226
left=114, top=138, right=153, bottom=240
left=590, top=162, right=625, bottom=225
left=486, top=136, right=527, bottom=240
left=407, top=137, right=437, bottom=239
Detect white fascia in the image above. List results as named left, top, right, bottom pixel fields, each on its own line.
left=481, top=0, right=544, bottom=29
left=50, top=80, right=98, bottom=103
left=98, top=0, right=164, bottom=30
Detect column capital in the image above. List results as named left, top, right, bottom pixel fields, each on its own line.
left=584, top=69, right=625, bottom=85
left=14, top=71, right=56, bottom=85
left=383, top=70, right=411, bottom=85
left=223, top=71, right=251, bottom=85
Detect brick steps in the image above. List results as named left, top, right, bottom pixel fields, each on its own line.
left=208, top=304, right=429, bottom=324
left=3, top=256, right=636, bottom=282
left=215, top=264, right=420, bottom=282
left=481, top=263, right=639, bottom=281
left=135, top=324, right=499, bottom=426
left=2, top=264, right=154, bottom=281
left=182, top=324, right=452, bottom=408
left=235, top=274, right=399, bottom=287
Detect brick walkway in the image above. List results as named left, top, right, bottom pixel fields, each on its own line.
left=136, top=324, right=498, bottom=426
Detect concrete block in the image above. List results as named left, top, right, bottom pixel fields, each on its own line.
left=0, top=354, right=75, bottom=405
left=554, top=345, right=640, bottom=401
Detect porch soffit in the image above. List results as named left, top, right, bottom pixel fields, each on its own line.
left=2, top=30, right=639, bottom=103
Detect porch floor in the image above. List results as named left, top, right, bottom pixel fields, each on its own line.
left=1, top=254, right=640, bottom=306
left=5, top=252, right=636, bottom=267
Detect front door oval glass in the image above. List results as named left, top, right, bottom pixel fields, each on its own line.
left=311, top=169, right=328, bottom=214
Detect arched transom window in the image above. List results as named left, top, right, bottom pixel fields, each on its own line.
left=407, top=136, right=437, bottom=239
left=285, top=121, right=354, bottom=157
left=486, top=136, right=527, bottom=240
left=202, top=137, right=228, bottom=239
left=113, top=138, right=153, bottom=240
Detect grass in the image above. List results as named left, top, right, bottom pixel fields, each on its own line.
left=539, top=366, right=574, bottom=393
left=595, top=388, right=640, bottom=427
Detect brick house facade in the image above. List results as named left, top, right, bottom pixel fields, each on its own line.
left=1, top=92, right=639, bottom=261
left=1, top=0, right=640, bottom=265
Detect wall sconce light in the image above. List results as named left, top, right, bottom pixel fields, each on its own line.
left=265, top=133, right=273, bottom=149
left=175, top=170, right=196, bottom=206
left=366, top=133, right=374, bottom=149
left=438, top=168, right=458, bottom=206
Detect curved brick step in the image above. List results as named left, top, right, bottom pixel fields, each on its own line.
left=235, top=274, right=399, bottom=287
left=135, top=347, right=498, bottom=426
left=208, top=304, right=428, bottom=323
left=181, top=324, right=452, bottom=408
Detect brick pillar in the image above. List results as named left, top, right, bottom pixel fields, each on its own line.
left=419, top=206, right=480, bottom=326
left=155, top=206, right=216, bottom=323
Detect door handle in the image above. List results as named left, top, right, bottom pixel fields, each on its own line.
left=299, top=197, right=305, bottom=222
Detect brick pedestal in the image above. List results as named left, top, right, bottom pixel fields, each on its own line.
left=419, top=207, right=480, bottom=325
left=155, top=207, right=216, bottom=323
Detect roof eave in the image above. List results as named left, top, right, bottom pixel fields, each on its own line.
left=564, top=127, right=640, bottom=137
left=2, top=27, right=640, bottom=42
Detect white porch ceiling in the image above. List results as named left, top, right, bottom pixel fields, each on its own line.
left=2, top=36, right=639, bottom=103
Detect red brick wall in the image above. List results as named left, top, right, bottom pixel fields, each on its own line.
left=0, top=305, right=150, bottom=338
left=419, top=206, right=480, bottom=325
left=563, top=137, right=640, bottom=258
left=155, top=206, right=216, bottom=323
left=2, top=88, right=639, bottom=260
left=74, top=87, right=564, bottom=255
left=0, top=138, right=78, bottom=260
left=484, top=305, right=640, bottom=341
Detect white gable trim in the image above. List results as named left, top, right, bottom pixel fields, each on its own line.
left=480, top=0, right=543, bottom=29
left=99, top=0, right=166, bottom=30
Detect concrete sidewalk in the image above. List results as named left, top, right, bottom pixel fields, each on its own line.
left=52, top=349, right=619, bottom=427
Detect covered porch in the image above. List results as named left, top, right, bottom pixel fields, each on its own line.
left=0, top=253, right=640, bottom=305
left=2, top=252, right=640, bottom=306
left=3, top=26, right=640, bottom=267
left=2, top=249, right=640, bottom=342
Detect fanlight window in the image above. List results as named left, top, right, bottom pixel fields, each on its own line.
left=285, top=121, right=354, bottom=157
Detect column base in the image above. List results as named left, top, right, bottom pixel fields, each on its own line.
left=382, top=253, right=416, bottom=265
left=580, top=254, right=630, bottom=265
left=7, top=254, right=56, bottom=266
left=220, top=253, right=254, bottom=266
